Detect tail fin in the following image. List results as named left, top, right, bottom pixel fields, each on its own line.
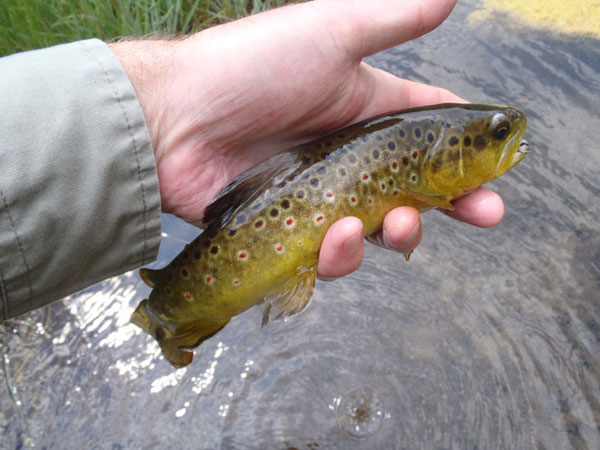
left=131, top=299, right=229, bottom=369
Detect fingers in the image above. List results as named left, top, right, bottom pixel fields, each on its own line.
left=317, top=208, right=422, bottom=280
left=317, top=0, right=457, bottom=59
left=366, top=206, right=422, bottom=253
left=317, top=217, right=364, bottom=279
left=445, top=188, right=505, bottom=227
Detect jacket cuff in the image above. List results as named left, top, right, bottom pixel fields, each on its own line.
left=0, top=39, right=162, bottom=319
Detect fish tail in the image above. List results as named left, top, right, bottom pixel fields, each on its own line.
left=131, top=299, right=229, bottom=368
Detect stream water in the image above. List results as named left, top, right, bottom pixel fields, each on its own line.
left=2, top=1, right=599, bottom=448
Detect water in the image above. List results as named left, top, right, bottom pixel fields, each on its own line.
left=2, top=1, right=599, bottom=448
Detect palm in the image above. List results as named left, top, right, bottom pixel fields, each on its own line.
left=151, top=0, right=461, bottom=225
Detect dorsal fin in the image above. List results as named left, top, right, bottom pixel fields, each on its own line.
left=202, top=152, right=302, bottom=228
left=261, top=266, right=317, bottom=326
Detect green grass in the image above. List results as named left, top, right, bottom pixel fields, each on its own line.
left=0, top=0, right=292, bottom=56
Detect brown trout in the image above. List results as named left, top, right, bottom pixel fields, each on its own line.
left=132, top=103, right=529, bottom=367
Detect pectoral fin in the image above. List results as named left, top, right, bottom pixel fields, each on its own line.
left=410, top=192, right=455, bottom=210
left=261, top=266, right=317, bottom=326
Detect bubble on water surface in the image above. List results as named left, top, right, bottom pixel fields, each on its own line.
left=336, top=386, right=385, bottom=439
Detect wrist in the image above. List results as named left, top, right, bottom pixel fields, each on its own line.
left=108, top=39, right=177, bottom=161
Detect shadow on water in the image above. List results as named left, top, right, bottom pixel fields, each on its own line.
left=2, top=1, right=600, bottom=448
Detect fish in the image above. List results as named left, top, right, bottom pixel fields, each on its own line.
left=131, top=103, right=529, bottom=368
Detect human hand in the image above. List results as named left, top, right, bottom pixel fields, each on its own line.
left=110, top=0, right=505, bottom=279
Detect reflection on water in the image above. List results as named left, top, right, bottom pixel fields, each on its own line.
left=2, top=0, right=600, bottom=448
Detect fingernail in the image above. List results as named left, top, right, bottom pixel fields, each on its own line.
left=342, top=230, right=362, bottom=255
left=404, top=221, right=420, bottom=243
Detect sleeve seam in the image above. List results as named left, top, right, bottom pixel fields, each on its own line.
left=79, top=41, right=151, bottom=266
left=0, top=188, right=34, bottom=315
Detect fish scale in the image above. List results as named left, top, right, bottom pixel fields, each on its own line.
left=132, top=103, right=529, bottom=367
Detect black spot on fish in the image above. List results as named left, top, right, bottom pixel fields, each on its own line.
left=372, top=149, right=380, bottom=159
left=432, top=157, right=443, bottom=173
left=281, top=199, right=290, bottom=209
left=399, top=129, right=406, bottom=138
left=270, top=208, right=279, bottom=217
left=464, top=136, right=472, bottom=147
left=252, top=202, right=262, bottom=210
left=376, top=135, right=383, bottom=141
left=181, top=268, right=189, bottom=277
left=310, top=178, right=319, bottom=187
left=449, top=136, right=459, bottom=146
left=193, top=251, right=201, bottom=259
left=348, top=154, right=357, bottom=164
left=227, top=228, right=237, bottom=237
left=325, top=141, right=333, bottom=147
left=210, top=246, right=219, bottom=255
left=388, top=179, right=394, bottom=186
left=474, top=135, right=487, bottom=151
left=320, top=152, right=329, bottom=160
left=414, top=128, right=422, bottom=138
left=402, top=156, right=409, bottom=166
left=202, top=240, right=211, bottom=248
left=388, top=141, right=396, bottom=150
left=300, top=155, right=311, bottom=165
left=275, top=181, right=286, bottom=188
left=338, top=148, right=348, bottom=155
left=363, top=156, right=371, bottom=164
left=207, top=228, right=218, bottom=238
left=427, top=132, right=435, bottom=143
left=296, top=190, right=305, bottom=199
left=301, top=172, right=310, bottom=179
left=235, top=215, right=246, bottom=225
left=338, top=168, right=347, bottom=176
left=316, top=166, right=326, bottom=175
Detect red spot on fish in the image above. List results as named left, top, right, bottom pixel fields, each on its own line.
left=239, top=252, right=247, bottom=259
left=185, top=294, right=192, bottom=300
left=326, top=192, right=334, bottom=198
left=368, top=198, right=374, bottom=205
left=351, top=196, right=357, bottom=203
left=167, top=305, right=172, bottom=311
left=233, top=279, right=240, bottom=285
left=412, top=151, right=419, bottom=159
left=316, top=215, right=324, bottom=222
left=298, top=241, right=303, bottom=246
left=277, top=245, right=283, bottom=251
left=381, top=183, right=386, bottom=190
left=392, top=162, right=398, bottom=169
left=363, top=174, right=369, bottom=180
left=286, top=218, right=294, bottom=225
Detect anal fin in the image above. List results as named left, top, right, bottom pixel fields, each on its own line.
left=261, top=266, right=317, bottom=326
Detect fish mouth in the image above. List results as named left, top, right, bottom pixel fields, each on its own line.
left=511, top=139, right=529, bottom=165
left=496, top=133, right=529, bottom=176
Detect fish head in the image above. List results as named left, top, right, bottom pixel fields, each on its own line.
left=422, top=105, right=528, bottom=197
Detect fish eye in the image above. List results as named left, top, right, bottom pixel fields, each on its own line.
left=491, top=113, right=510, bottom=141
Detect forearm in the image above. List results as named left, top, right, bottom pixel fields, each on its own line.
left=0, top=39, right=162, bottom=319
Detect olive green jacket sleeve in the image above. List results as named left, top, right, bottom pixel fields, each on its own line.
left=0, top=39, right=162, bottom=320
